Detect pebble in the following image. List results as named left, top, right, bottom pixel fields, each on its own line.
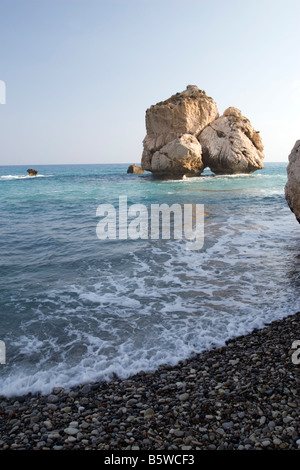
left=43, top=421, right=52, bottom=430
left=173, top=430, right=184, bottom=437
left=47, top=395, right=59, bottom=404
left=144, top=408, right=155, bottom=418
left=262, top=439, right=271, bottom=447
left=222, top=422, right=233, bottom=430
left=0, top=311, right=299, bottom=450
left=69, top=421, right=79, bottom=428
left=61, top=406, right=72, bottom=413
left=179, top=393, right=189, bottom=402
left=216, top=428, right=225, bottom=436
left=64, top=427, right=78, bottom=436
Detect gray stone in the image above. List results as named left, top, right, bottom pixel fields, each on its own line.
left=179, top=393, right=189, bottom=402
left=47, top=394, right=59, bottom=404
left=144, top=408, right=155, bottom=418
left=222, top=421, right=233, bottom=430
left=64, top=427, right=78, bottom=436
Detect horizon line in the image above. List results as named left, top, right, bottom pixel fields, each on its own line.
left=0, top=161, right=288, bottom=167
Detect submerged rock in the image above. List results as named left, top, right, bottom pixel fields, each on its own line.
left=141, top=85, right=218, bottom=178
left=27, top=168, right=38, bottom=176
left=127, top=164, right=144, bottom=174
left=199, top=107, right=264, bottom=174
left=285, top=140, right=300, bottom=223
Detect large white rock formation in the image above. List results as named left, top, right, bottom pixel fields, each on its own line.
left=141, top=86, right=265, bottom=178
left=141, top=85, right=218, bottom=177
left=199, top=107, right=264, bottom=175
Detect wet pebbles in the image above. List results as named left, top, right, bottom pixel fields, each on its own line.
left=1, top=312, right=300, bottom=450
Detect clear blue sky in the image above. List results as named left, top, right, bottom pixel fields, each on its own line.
left=0, top=0, right=299, bottom=165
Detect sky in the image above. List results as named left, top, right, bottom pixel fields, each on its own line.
left=0, top=0, right=299, bottom=165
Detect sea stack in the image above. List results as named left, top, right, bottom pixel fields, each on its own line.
left=27, top=168, right=38, bottom=176
left=285, top=140, right=300, bottom=223
left=141, top=85, right=264, bottom=178
left=199, top=107, right=264, bottom=174
left=141, top=85, right=219, bottom=178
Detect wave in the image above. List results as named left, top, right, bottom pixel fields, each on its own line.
left=0, top=174, right=52, bottom=181
left=255, top=173, right=287, bottom=178
left=161, top=173, right=263, bottom=183
left=161, top=171, right=288, bottom=183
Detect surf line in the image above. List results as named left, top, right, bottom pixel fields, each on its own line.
left=96, top=196, right=204, bottom=251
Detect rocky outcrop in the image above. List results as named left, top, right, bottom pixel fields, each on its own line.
left=127, top=164, right=144, bottom=174
left=141, top=85, right=219, bottom=177
left=199, top=107, right=264, bottom=174
left=141, top=86, right=265, bottom=178
left=27, top=168, right=38, bottom=176
left=285, top=140, right=300, bottom=223
left=150, top=134, right=203, bottom=178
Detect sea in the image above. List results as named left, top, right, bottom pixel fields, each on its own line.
left=0, top=162, right=299, bottom=397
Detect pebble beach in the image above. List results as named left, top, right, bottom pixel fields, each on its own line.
left=1, top=312, right=300, bottom=451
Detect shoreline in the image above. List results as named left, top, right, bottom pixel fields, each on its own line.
left=0, top=312, right=300, bottom=450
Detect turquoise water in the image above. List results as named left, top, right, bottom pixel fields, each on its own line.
left=0, top=163, right=299, bottom=396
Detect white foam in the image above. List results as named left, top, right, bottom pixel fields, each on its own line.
left=161, top=173, right=261, bottom=183
left=79, top=290, right=141, bottom=309
left=0, top=174, right=51, bottom=180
